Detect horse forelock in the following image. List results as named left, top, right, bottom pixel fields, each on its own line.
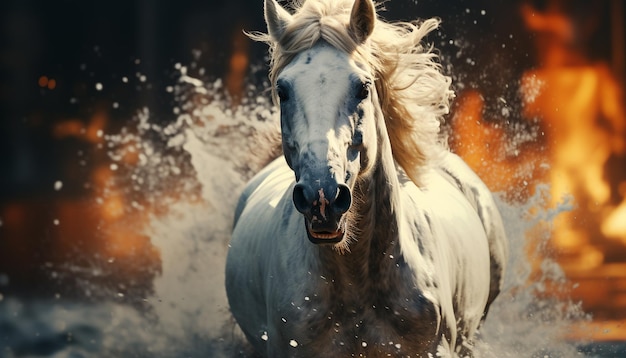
left=250, top=0, right=453, bottom=185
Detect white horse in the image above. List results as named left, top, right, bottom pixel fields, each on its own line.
left=226, top=0, right=508, bottom=356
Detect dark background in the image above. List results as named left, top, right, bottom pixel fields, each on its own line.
left=0, top=0, right=621, bottom=298
left=1, top=0, right=619, bottom=199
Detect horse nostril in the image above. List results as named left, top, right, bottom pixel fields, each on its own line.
left=293, top=183, right=311, bottom=214
left=333, top=184, right=352, bottom=214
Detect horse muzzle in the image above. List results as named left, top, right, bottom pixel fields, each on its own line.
left=292, top=182, right=352, bottom=244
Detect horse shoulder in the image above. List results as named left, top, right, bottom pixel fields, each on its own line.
left=435, top=151, right=509, bottom=314
left=227, top=157, right=302, bottom=351
left=398, top=169, right=491, bottom=285
left=397, top=169, right=492, bottom=349
left=233, top=157, right=287, bottom=226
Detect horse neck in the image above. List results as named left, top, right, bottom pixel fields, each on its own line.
left=354, top=104, right=403, bottom=256
left=318, top=103, right=403, bottom=283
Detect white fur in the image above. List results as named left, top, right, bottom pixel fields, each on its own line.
left=226, top=1, right=508, bottom=357
left=227, top=152, right=500, bottom=357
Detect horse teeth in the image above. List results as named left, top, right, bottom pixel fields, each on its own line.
left=309, top=230, right=342, bottom=239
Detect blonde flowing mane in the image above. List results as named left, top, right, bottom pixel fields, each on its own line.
left=250, top=0, right=453, bottom=184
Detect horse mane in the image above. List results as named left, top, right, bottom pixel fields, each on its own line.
left=249, top=0, right=453, bottom=184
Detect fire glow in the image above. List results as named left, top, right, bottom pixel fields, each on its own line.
left=451, top=0, right=626, bottom=323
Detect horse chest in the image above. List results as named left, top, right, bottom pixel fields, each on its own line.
left=276, top=270, right=440, bottom=356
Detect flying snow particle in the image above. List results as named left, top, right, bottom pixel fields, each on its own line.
left=54, top=181, right=63, bottom=191
left=289, top=340, right=298, bottom=347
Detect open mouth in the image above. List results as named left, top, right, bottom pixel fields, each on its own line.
left=304, top=220, right=345, bottom=244
left=308, top=228, right=343, bottom=240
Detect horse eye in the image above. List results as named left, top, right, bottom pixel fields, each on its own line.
left=277, top=86, right=289, bottom=102
left=356, top=82, right=370, bottom=100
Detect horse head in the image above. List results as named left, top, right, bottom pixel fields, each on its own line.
left=264, top=0, right=379, bottom=244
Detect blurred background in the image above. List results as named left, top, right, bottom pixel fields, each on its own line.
left=0, top=0, right=625, bottom=350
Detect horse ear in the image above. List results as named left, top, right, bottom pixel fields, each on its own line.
left=349, top=0, right=376, bottom=43
left=265, top=0, right=292, bottom=41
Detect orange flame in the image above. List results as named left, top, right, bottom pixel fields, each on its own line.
left=452, top=0, right=626, bottom=320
